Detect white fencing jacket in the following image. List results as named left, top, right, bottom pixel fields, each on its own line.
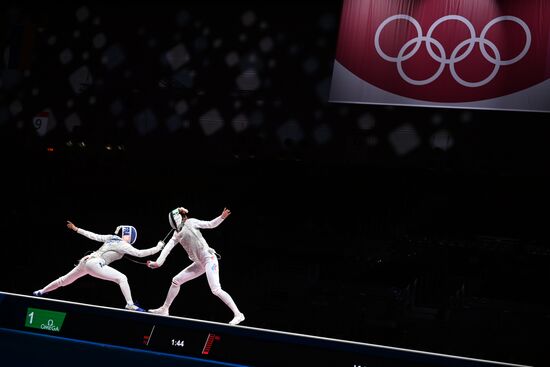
left=76, top=228, right=163, bottom=265
left=155, top=216, right=224, bottom=265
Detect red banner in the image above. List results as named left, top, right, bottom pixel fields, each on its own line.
left=330, top=0, right=550, bottom=112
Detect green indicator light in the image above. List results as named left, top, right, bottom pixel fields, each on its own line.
left=25, top=308, right=67, bottom=332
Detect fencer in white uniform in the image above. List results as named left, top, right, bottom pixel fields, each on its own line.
left=148, top=207, right=245, bottom=325
left=33, top=220, right=165, bottom=311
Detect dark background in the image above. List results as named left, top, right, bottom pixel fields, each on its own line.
left=1, top=1, right=549, bottom=366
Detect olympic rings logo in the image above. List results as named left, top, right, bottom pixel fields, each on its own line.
left=374, top=15, right=531, bottom=87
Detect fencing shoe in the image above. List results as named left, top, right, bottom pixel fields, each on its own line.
left=229, top=313, right=245, bottom=325
left=148, top=306, right=169, bottom=316
left=125, top=303, right=146, bottom=312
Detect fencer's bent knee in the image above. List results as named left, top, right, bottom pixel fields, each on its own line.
left=171, top=278, right=181, bottom=287
left=116, top=274, right=128, bottom=285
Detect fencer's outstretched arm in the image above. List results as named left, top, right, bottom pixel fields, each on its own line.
left=147, top=237, right=178, bottom=268
left=191, top=207, right=231, bottom=229
left=120, top=241, right=165, bottom=257
left=67, top=220, right=113, bottom=243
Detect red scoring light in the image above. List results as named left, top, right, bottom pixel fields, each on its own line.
left=202, top=333, right=220, bottom=355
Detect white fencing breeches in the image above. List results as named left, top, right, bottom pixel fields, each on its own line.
left=162, top=255, right=240, bottom=316
left=39, top=257, right=134, bottom=305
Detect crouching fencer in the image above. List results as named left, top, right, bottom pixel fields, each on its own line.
left=33, top=220, right=165, bottom=311
left=147, top=207, right=245, bottom=325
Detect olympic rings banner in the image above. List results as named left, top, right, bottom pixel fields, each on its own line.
left=329, top=0, right=550, bottom=112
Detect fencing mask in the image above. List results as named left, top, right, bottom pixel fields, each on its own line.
left=116, top=225, right=137, bottom=244
left=168, top=207, right=188, bottom=232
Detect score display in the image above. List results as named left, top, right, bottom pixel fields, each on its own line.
left=0, top=291, right=531, bottom=367
left=25, top=307, right=67, bottom=332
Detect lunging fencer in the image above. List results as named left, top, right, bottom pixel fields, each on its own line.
left=33, top=221, right=165, bottom=311
left=147, top=207, right=245, bottom=325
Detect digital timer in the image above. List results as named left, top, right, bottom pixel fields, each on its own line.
left=171, top=339, right=185, bottom=347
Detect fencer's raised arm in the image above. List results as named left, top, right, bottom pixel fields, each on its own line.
left=120, top=240, right=165, bottom=258
left=148, top=236, right=178, bottom=268
left=67, top=220, right=114, bottom=243
left=191, top=207, right=231, bottom=229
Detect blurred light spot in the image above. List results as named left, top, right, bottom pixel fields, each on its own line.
left=73, top=30, right=80, bottom=38
left=32, top=88, right=39, bottom=96
left=165, top=43, right=190, bottom=70
left=242, top=11, right=256, bottom=27
left=93, top=33, right=106, bottom=49
left=82, top=51, right=89, bottom=60
left=236, top=69, right=260, bottom=91
left=48, top=36, right=56, bottom=45
left=64, top=112, right=81, bottom=132
left=9, top=100, right=22, bottom=116
left=358, top=113, right=375, bottom=130
left=76, top=6, right=90, bottom=22
left=213, top=38, right=223, bottom=48
left=431, top=113, right=443, bottom=125
left=431, top=129, right=454, bottom=151
left=232, top=113, right=248, bottom=133
left=93, top=17, right=101, bottom=25
left=101, top=45, right=126, bottom=69
left=68, top=65, right=93, bottom=94
left=172, top=69, right=195, bottom=88
left=175, top=99, right=188, bottom=115
left=388, top=124, right=420, bottom=156
left=225, top=52, right=239, bottom=67
left=166, top=114, right=182, bottom=132
left=33, top=109, right=56, bottom=136
left=199, top=109, right=224, bottom=136
left=89, top=96, right=96, bottom=105
left=67, top=99, right=74, bottom=108
left=134, top=109, right=158, bottom=136
left=461, top=111, right=473, bottom=123
left=259, top=37, right=274, bottom=53
left=277, top=120, right=304, bottom=145
left=60, top=49, right=73, bottom=64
